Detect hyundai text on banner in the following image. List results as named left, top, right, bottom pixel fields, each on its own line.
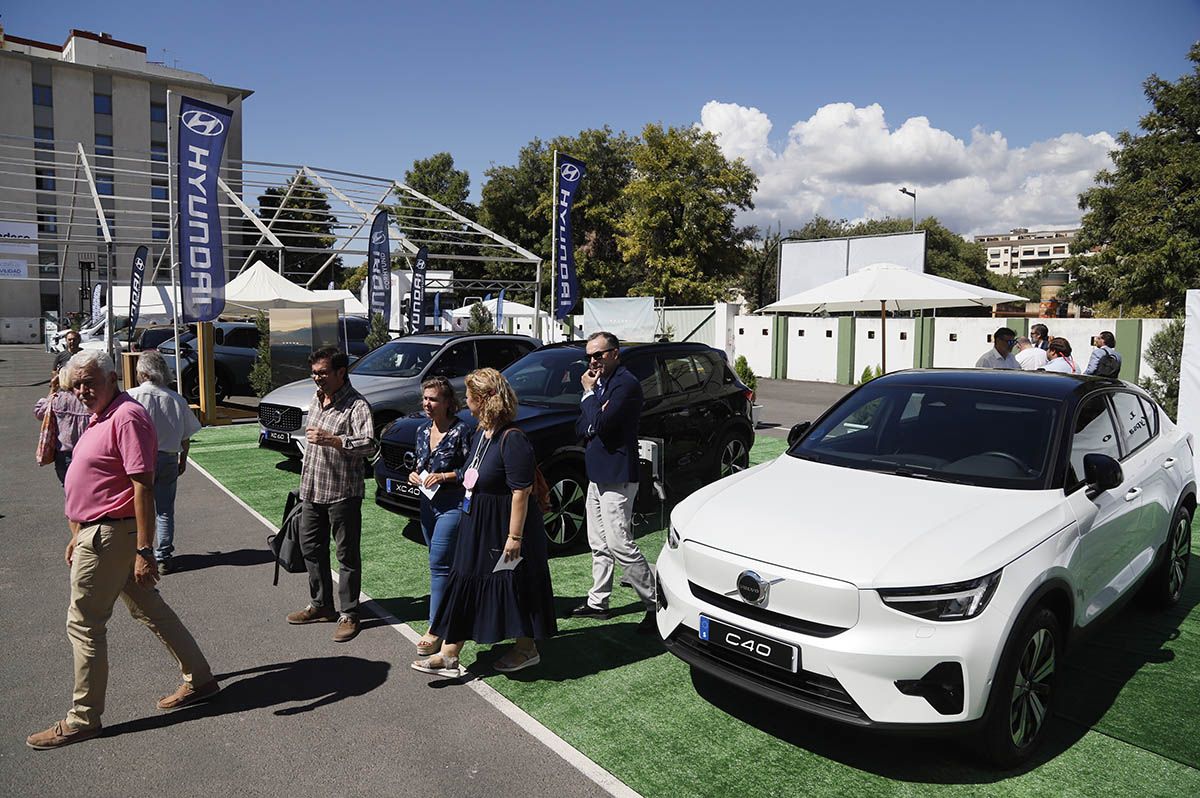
left=408, top=246, right=428, bottom=333
left=128, top=245, right=148, bottom=341
left=368, top=210, right=391, bottom=323
left=554, top=153, right=586, bottom=320
left=177, top=96, right=233, bottom=323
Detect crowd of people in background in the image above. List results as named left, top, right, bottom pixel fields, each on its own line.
left=974, top=324, right=1122, bottom=377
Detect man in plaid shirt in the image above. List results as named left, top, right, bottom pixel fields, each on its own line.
left=287, top=346, right=375, bottom=642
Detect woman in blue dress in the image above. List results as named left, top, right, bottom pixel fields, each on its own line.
left=408, top=376, right=472, bottom=656
left=412, top=368, right=557, bottom=678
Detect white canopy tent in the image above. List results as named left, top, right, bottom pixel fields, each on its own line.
left=223, top=261, right=343, bottom=312
left=760, top=262, right=1026, bottom=372
left=312, top=289, right=368, bottom=316
left=448, top=297, right=541, bottom=319
left=108, top=285, right=178, bottom=325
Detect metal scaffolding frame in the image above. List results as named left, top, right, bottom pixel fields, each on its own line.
left=0, top=131, right=545, bottom=336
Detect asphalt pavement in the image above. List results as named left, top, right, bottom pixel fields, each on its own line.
left=754, top=377, right=852, bottom=437
left=0, top=345, right=609, bottom=798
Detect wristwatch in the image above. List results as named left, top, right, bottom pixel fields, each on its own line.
left=136, top=547, right=155, bottom=560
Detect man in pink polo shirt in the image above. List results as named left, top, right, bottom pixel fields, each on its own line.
left=27, top=350, right=219, bottom=751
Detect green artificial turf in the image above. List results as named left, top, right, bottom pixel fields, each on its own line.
left=190, top=426, right=1200, bottom=797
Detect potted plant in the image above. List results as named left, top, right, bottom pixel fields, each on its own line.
left=734, top=355, right=763, bottom=427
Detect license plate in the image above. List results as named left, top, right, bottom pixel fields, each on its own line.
left=386, top=478, right=419, bottom=498
left=699, top=615, right=799, bottom=672
left=265, top=430, right=290, bottom=443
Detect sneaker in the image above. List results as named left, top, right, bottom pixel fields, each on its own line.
left=157, top=679, right=221, bottom=711
left=411, top=655, right=465, bottom=679
left=333, top=614, right=360, bottom=643
left=636, top=611, right=659, bottom=635
left=287, top=604, right=338, bottom=624
left=569, top=603, right=612, bottom=620
left=26, top=720, right=102, bottom=750
left=158, top=557, right=176, bottom=575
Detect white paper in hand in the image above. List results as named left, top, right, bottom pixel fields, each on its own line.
left=417, top=471, right=440, bottom=501
left=492, top=553, right=523, bottom=573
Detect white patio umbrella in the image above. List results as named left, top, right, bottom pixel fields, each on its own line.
left=759, top=262, right=1026, bottom=373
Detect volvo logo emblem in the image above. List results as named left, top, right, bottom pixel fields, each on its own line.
left=403, top=451, right=417, bottom=471
left=736, top=570, right=771, bottom=607
left=181, top=109, right=225, bottom=137
left=371, top=231, right=388, bottom=245
left=559, top=163, right=581, bottom=183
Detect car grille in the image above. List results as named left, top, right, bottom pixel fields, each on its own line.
left=380, top=441, right=415, bottom=473
left=259, top=403, right=302, bottom=431
left=688, top=582, right=849, bottom=638
left=667, top=628, right=866, bottom=723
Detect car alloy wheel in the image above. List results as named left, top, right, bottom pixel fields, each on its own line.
left=1168, top=512, right=1191, bottom=602
left=545, top=473, right=586, bottom=551
left=719, top=434, right=750, bottom=479
left=1009, top=627, right=1055, bottom=749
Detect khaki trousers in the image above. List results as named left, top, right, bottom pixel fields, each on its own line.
left=585, top=481, right=656, bottom=611
left=66, top=519, right=212, bottom=730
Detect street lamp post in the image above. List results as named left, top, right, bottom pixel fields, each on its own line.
left=899, top=187, right=917, bottom=231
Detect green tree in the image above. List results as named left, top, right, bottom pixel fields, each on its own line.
left=249, top=310, right=273, bottom=397
left=252, top=173, right=342, bottom=286
left=617, top=123, right=758, bottom=304
left=341, top=261, right=368, bottom=294
left=467, top=302, right=494, bottom=333
left=364, top=312, right=389, bottom=351
left=1139, top=318, right=1183, bottom=421
left=1067, top=44, right=1200, bottom=315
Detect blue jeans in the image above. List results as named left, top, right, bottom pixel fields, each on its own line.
left=153, top=451, right=181, bottom=560
left=54, top=449, right=73, bottom=487
left=420, top=497, right=462, bottom=626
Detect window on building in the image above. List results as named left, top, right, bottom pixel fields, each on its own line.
left=1052, top=246, right=1066, bottom=254
left=94, top=93, right=113, bottom=115
left=34, top=126, right=54, bottom=150
left=32, top=83, right=53, bottom=106
left=150, top=102, right=168, bottom=123
left=152, top=219, right=169, bottom=240
left=38, top=211, right=58, bottom=236
left=35, top=168, right=56, bottom=191
left=96, top=173, right=115, bottom=196
left=151, top=181, right=168, bottom=201
left=95, top=134, right=113, bottom=158
left=151, top=141, right=167, bottom=162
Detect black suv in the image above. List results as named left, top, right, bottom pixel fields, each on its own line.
left=374, top=341, right=756, bottom=552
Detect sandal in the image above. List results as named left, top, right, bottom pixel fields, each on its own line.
left=416, top=636, right=442, bottom=657
left=411, top=654, right=464, bottom=679
left=494, top=648, right=541, bottom=673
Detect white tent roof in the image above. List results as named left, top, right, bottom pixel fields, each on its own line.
left=312, top=289, right=367, bottom=316
left=224, top=261, right=343, bottom=312
left=760, top=262, right=1026, bottom=314
left=449, top=297, right=545, bottom=318
left=108, top=285, right=178, bottom=324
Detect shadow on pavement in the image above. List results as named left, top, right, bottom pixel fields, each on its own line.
left=169, top=548, right=274, bottom=572
left=102, top=656, right=391, bottom=738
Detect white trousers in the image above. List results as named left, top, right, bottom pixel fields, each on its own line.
left=585, top=481, right=655, bottom=610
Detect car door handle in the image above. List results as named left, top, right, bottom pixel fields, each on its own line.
left=1123, top=487, right=1143, bottom=502
left=1162, top=457, right=1177, bottom=469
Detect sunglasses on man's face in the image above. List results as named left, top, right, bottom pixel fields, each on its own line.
left=587, top=347, right=616, bottom=361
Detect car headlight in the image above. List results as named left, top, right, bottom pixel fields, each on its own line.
left=877, top=570, right=1002, bottom=621
left=667, top=524, right=680, bottom=550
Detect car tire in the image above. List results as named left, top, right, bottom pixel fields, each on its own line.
left=543, top=461, right=588, bottom=555
left=715, top=428, right=752, bottom=481
left=1140, top=503, right=1192, bottom=609
left=978, top=606, right=1062, bottom=768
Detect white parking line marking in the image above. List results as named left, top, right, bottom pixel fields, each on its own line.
left=189, top=457, right=641, bottom=798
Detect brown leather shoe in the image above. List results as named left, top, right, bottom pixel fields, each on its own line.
left=287, top=604, right=338, bottom=624
left=333, top=614, right=360, bottom=642
left=26, top=720, right=101, bottom=750
left=157, top=679, right=220, bottom=711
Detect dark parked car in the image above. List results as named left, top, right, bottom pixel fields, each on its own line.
left=132, top=325, right=182, bottom=353
left=374, top=341, right=756, bottom=552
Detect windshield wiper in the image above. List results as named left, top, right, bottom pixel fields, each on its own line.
left=885, top=467, right=955, bottom=483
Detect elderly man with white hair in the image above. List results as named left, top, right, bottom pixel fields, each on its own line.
left=128, top=351, right=202, bottom=574
left=1013, top=336, right=1048, bottom=371
left=26, top=350, right=217, bottom=751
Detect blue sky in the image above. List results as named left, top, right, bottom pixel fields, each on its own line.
left=5, top=0, right=1198, bottom=234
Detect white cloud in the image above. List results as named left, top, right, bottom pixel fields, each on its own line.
left=698, top=100, right=1118, bottom=237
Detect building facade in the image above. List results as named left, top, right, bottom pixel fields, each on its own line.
left=973, top=228, right=1078, bottom=278
left=0, top=26, right=252, bottom=323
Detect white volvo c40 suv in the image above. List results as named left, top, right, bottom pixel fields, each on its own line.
left=655, top=369, right=1195, bottom=766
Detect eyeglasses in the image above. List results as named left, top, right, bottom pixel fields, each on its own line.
left=587, top=347, right=616, bottom=361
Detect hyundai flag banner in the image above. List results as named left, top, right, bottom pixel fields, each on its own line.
left=554, top=153, right=586, bottom=320
left=91, top=284, right=102, bottom=322
left=408, top=246, right=428, bottom=333
left=177, top=96, right=233, bottom=323
left=368, top=210, right=391, bottom=323
left=128, top=245, right=148, bottom=341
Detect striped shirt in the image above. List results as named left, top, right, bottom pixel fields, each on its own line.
left=299, top=381, right=375, bottom=503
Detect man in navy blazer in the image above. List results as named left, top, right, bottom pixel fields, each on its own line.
left=571, top=332, right=656, bottom=632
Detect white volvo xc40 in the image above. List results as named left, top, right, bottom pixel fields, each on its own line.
left=656, top=369, right=1195, bottom=766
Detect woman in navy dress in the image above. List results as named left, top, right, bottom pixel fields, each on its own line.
left=408, top=377, right=472, bottom=656
left=412, top=368, right=556, bottom=678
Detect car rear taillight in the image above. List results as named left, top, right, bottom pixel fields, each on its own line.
left=742, top=388, right=755, bottom=404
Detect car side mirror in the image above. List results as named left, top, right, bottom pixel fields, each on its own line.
left=1083, top=453, right=1123, bottom=497
left=787, top=421, right=812, bottom=447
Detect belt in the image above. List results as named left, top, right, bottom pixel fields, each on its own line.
left=80, top=515, right=136, bottom=527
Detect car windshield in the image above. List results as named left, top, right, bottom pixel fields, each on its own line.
left=351, top=340, right=440, bottom=377
left=788, top=382, right=1060, bottom=489
left=157, top=329, right=197, bottom=350
left=502, top=347, right=588, bottom=407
